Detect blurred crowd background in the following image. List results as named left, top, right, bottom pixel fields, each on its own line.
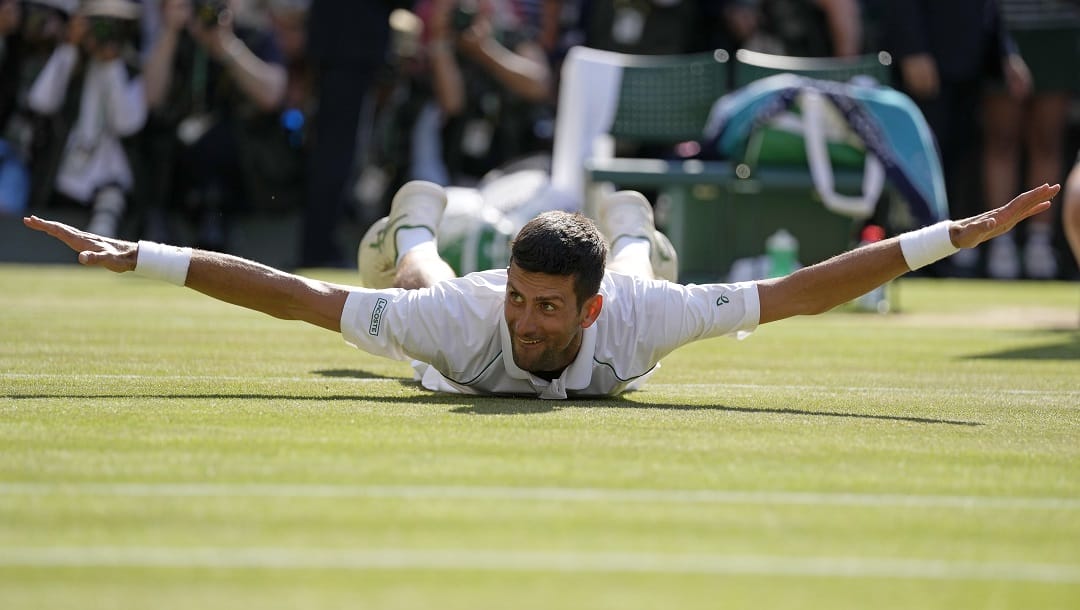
left=1, top=0, right=1078, bottom=278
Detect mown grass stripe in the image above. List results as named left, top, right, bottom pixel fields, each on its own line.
left=2, top=483, right=1077, bottom=510
left=1, top=547, right=1077, bottom=583
left=3, top=373, right=1078, bottom=398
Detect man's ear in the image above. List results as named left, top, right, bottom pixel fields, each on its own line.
left=579, top=294, right=603, bottom=328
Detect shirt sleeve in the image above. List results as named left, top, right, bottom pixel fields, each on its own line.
left=339, top=272, right=506, bottom=376
left=624, top=278, right=760, bottom=363
left=99, top=60, right=147, bottom=137
left=27, top=44, right=78, bottom=115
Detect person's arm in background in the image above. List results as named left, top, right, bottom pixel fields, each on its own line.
left=98, top=58, right=147, bottom=137
left=455, top=0, right=552, bottom=104
left=987, top=4, right=1032, bottom=100
left=143, top=0, right=188, bottom=110
left=458, top=32, right=552, bottom=103
left=426, top=0, right=467, bottom=116
left=189, top=9, right=286, bottom=111
left=426, top=0, right=552, bottom=117
left=882, top=0, right=937, bottom=98
left=0, top=0, right=19, bottom=37
left=1063, top=163, right=1080, bottom=270
left=27, top=14, right=85, bottom=114
left=814, top=0, right=861, bottom=57
left=757, top=184, right=1058, bottom=324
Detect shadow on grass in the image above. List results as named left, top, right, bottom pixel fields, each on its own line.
left=450, top=396, right=981, bottom=426
left=311, top=368, right=398, bottom=379
left=8, top=382, right=980, bottom=426
left=963, top=330, right=1080, bottom=361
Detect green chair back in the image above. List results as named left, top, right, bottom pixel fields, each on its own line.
left=609, top=50, right=730, bottom=143
left=733, top=49, right=892, bottom=88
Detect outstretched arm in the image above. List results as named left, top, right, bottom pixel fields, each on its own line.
left=757, top=183, right=1059, bottom=324
left=23, top=216, right=349, bottom=332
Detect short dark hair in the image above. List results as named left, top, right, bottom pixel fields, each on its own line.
left=509, top=211, right=607, bottom=309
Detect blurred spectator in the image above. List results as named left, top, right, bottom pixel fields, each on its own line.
left=267, top=0, right=310, bottom=115
left=1064, top=155, right=1080, bottom=275
left=137, top=0, right=288, bottom=250
left=0, top=0, right=75, bottom=216
left=298, top=0, right=404, bottom=268
left=0, top=0, right=27, bottom=215
left=578, top=0, right=722, bottom=55
left=415, top=0, right=554, bottom=186
left=980, top=0, right=1080, bottom=279
left=743, top=0, right=862, bottom=57
left=26, top=0, right=146, bottom=237
left=882, top=0, right=1019, bottom=274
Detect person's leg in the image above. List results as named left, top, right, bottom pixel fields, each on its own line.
left=394, top=245, right=457, bottom=289
left=302, top=60, right=373, bottom=267
left=358, top=180, right=455, bottom=289
left=1021, top=92, right=1069, bottom=279
left=598, top=190, right=678, bottom=282
left=1063, top=160, right=1080, bottom=271
left=981, top=91, right=1023, bottom=279
left=86, top=185, right=126, bottom=238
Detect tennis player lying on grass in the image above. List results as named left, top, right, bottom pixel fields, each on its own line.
left=25, top=181, right=1059, bottom=399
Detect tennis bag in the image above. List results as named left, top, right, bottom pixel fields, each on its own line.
left=702, top=74, right=948, bottom=225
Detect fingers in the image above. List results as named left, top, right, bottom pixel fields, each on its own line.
left=1012, top=183, right=1060, bottom=210
left=23, top=215, right=79, bottom=237
left=78, top=250, right=109, bottom=266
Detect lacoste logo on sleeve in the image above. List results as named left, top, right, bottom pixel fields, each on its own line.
left=369, top=298, right=388, bottom=336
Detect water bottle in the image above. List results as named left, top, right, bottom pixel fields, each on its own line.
left=853, top=224, right=891, bottom=313
left=766, top=229, right=798, bottom=277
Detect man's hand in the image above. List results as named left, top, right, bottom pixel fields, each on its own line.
left=23, top=216, right=138, bottom=273
left=900, top=53, right=939, bottom=99
left=949, top=183, right=1059, bottom=249
left=1003, top=53, right=1033, bottom=100
left=0, top=0, right=21, bottom=37
left=189, top=6, right=236, bottom=61
left=161, top=0, right=192, bottom=32
left=66, top=13, right=88, bottom=47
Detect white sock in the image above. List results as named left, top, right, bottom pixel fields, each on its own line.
left=611, top=236, right=651, bottom=260
left=395, top=227, right=437, bottom=265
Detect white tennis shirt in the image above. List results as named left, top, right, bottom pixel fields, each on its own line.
left=340, top=269, right=759, bottom=399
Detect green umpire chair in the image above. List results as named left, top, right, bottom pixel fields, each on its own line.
left=568, top=47, right=898, bottom=282
left=551, top=46, right=731, bottom=221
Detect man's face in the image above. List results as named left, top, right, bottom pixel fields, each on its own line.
left=503, top=262, right=602, bottom=375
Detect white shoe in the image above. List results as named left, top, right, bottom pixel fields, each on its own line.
left=358, top=181, right=447, bottom=288
left=986, top=236, right=1020, bottom=280
left=1023, top=237, right=1058, bottom=280
left=598, top=190, right=678, bottom=282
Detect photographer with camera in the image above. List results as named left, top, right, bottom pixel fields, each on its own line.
left=25, top=0, right=146, bottom=236
left=137, top=0, right=287, bottom=250
left=414, top=0, right=553, bottom=185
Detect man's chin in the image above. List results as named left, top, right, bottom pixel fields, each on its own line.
left=511, top=348, right=551, bottom=374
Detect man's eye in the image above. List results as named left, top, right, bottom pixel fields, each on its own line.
left=510, top=293, right=523, bottom=303
left=540, top=303, right=556, bottom=312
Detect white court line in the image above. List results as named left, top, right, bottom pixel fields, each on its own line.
left=0, top=546, right=1077, bottom=583
left=2, top=483, right=1078, bottom=511
left=3, top=373, right=1077, bottom=397
left=0, top=373, right=386, bottom=384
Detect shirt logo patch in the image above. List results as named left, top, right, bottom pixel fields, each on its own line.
left=716, top=294, right=730, bottom=306
left=369, top=298, right=388, bottom=336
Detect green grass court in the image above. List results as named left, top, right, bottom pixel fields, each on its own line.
left=2, top=264, right=1078, bottom=609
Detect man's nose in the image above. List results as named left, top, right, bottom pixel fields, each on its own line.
left=514, top=308, right=537, bottom=335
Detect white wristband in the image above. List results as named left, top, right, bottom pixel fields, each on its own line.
left=133, top=241, right=192, bottom=286
left=898, top=221, right=959, bottom=271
